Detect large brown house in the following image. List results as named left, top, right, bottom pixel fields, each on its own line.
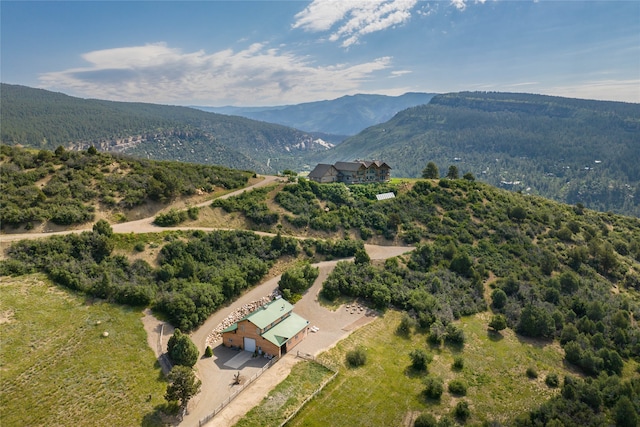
left=308, top=160, right=391, bottom=184
left=221, top=298, right=309, bottom=358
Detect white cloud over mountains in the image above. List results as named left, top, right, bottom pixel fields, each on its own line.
left=39, top=42, right=392, bottom=105
left=293, top=0, right=418, bottom=47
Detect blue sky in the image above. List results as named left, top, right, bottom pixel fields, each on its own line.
left=2, top=1, right=639, bottom=106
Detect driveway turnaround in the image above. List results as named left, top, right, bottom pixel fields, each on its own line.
left=181, top=244, right=414, bottom=427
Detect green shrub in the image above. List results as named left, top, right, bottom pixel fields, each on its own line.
left=448, top=379, right=467, bottom=396
left=167, top=329, right=199, bottom=367
left=488, top=314, right=507, bottom=332
left=204, top=346, right=213, bottom=358
left=452, top=356, right=464, bottom=371
left=397, top=313, right=416, bottom=337
left=154, top=209, right=188, bottom=227
left=134, top=242, right=146, bottom=252
left=409, top=348, right=431, bottom=372
left=444, top=323, right=465, bottom=345
left=414, top=412, right=437, bottom=427
left=545, top=373, right=559, bottom=388
left=187, top=206, right=199, bottom=220
left=423, top=376, right=444, bottom=400
left=346, top=346, right=367, bottom=368
left=526, top=367, right=538, bottom=379
left=453, top=400, right=470, bottom=423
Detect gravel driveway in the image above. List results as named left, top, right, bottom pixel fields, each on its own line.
left=183, top=244, right=414, bottom=427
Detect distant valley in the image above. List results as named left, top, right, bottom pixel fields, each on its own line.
left=194, top=92, right=435, bottom=138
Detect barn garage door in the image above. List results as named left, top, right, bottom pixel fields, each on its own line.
left=244, top=338, right=256, bottom=353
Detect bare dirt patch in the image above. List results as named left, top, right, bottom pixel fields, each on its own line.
left=0, top=309, right=15, bottom=324
left=401, top=411, right=421, bottom=427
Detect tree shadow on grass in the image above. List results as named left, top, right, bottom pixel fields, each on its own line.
left=444, top=341, right=465, bottom=354
left=487, top=329, right=504, bottom=342
left=515, top=333, right=553, bottom=349
left=404, top=365, right=429, bottom=379
left=141, top=402, right=179, bottom=427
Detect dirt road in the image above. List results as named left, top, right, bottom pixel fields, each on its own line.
left=1, top=174, right=415, bottom=427
left=0, top=175, right=280, bottom=244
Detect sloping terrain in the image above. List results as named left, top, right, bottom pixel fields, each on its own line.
left=0, top=84, right=331, bottom=174
left=1, top=152, right=640, bottom=425
left=0, top=145, right=253, bottom=229
left=309, top=92, right=640, bottom=216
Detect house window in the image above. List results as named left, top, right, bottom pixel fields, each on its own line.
left=256, top=327, right=260, bottom=334
left=229, top=338, right=233, bottom=343
left=240, top=324, right=244, bottom=332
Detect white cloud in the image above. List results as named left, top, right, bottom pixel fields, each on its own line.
left=450, top=0, right=487, bottom=12
left=549, top=79, right=640, bottom=103
left=38, top=42, right=393, bottom=105
left=293, top=0, right=418, bottom=47
left=450, top=0, right=467, bottom=11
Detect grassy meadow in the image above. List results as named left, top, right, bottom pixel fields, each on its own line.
left=0, top=274, right=166, bottom=427
left=285, top=310, right=572, bottom=426
left=234, top=360, right=335, bottom=427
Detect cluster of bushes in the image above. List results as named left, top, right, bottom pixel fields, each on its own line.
left=321, top=257, right=486, bottom=322
left=517, top=374, right=640, bottom=427
left=0, top=145, right=250, bottom=228
left=278, top=262, right=319, bottom=302
left=1, top=227, right=300, bottom=331
left=154, top=206, right=199, bottom=227
left=211, top=185, right=278, bottom=226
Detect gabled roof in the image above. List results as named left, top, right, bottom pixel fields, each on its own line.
left=334, top=161, right=366, bottom=172
left=261, top=312, right=309, bottom=347
left=244, top=298, right=294, bottom=329
left=308, top=163, right=336, bottom=179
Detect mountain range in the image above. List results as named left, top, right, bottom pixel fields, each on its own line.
left=1, top=84, right=638, bottom=216
left=194, top=92, right=435, bottom=138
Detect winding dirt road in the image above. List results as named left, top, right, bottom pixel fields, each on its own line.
left=0, top=175, right=415, bottom=427
left=0, top=175, right=280, bottom=244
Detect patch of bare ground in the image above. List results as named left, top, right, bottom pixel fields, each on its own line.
left=114, top=248, right=162, bottom=268
left=483, top=271, right=499, bottom=302
left=188, top=206, right=250, bottom=230
left=0, top=309, right=15, bottom=324
left=402, top=411, right=421, bottom=427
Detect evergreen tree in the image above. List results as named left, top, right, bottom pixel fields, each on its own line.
left=164, top=365, right=201, bottom=412
left=422, top=162, right=439, bottom=179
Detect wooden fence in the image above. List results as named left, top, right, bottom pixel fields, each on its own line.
left=277, top=351, right=339, bottom=427
left=198, top=356, right=279, bottom=427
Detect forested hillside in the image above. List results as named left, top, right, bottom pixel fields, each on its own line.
left=0, top=84, right=329, bottom=174
left=2, top=171, right=640, bottom=424
left=0, top=145, right=252, bottom=228
left=310, top=92, right=640, bottom=217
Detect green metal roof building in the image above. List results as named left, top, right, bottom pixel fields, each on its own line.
left=222, top=297, right=310, bottom=357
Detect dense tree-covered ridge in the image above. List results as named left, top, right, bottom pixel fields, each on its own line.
left=311, top=92, right=640, bottom=216
left=0, top=145, right=251, bottom=228
left=0, top=84, right=328, bottom=174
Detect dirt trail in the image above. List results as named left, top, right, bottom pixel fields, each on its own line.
left=0, top=175, right=280, bottom=244
left=0, top=174, right=415, bottom=427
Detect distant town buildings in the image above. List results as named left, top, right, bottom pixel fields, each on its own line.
left=308, top=160, right=391, bottom=184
